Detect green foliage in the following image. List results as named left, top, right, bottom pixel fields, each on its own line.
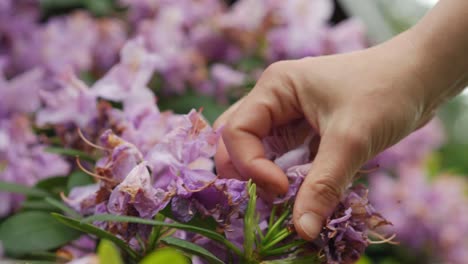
left=35, top=176, right=68, bottom=198
left=243, top=180, right=257, bottom=262
left=81, top=213, right=242, bottom=257
left=67, top=170, right=95, bottom=193
left=98, top=239, right=124, bottom=264
left=44, top=146, right=96, bottom=162
left=158, top=92, right=228, bottom=124
left=0, top=211, right=81, bottom=255
left=161, top=237, right=224, bottom=264
left=0, top=181, right=51, bottom=198
left=52, top=213, right=138, bottom=260
left=139, top=248, right=189, bottom=264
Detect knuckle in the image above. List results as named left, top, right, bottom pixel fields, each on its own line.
left=305, top=177, right=342, bottom=205
left=262, top=61, right=287, bottom=78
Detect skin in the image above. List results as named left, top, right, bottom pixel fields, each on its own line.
left=214, top=0, right=468, bottom=240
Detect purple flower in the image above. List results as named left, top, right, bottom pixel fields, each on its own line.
left=210, top=64, right=246, bottom=100
left=38, top=12, right=98, bottom=73
left=36, top=71, right=97, bottom=127
left=92, top=37, right=161, bottom=103
left=58, top=235, right=96, bottom=260
left=326, top=19, right=367, bottom=54
left=93, top=18, right=128, bottom=71
left=107, top=162, right=170, bottom=218
left=369, top=165, right=468, bottom=264
left=1, top=115, right=70, bottom=217
left=0, top=68, right=43, bottom=117
left=64, top=184, right=100, bottom=215
left=318, top=185, right=391, bottom=264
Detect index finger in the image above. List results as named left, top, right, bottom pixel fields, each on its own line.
left=222, top=72, right=302, bottom=194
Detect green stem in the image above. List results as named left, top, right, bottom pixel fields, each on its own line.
left=262, top=208, right=290, bottom=245
left=261, top=230, right=293, bottom=252
left=261, top=240, right=307, bottom=256
left=147, top=214, right=165, bottom=251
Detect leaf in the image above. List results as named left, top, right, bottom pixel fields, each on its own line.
left=244, top=181, right=257, bottom=261
left=21, top=200, right=58, bottom=212
left=67, top=170, right=94, bottom=193
left=0, top=211, right=81, bottom=255
left=158, top=92, right=227, bottom=124
left=82, top=214, right=242, bottom=256
left=260, top=255, right=320, bottom=264
left=160, top=205, right=218, bottom=232
left=0, top=181, right=51, bottom=198
left=51, top=213, right=138, bottom=260
left=44, top=147, right=95, bottom=162
left=160, top=237, right=224, bottom=264
left=139, top=248, right=189, bottom=264
left=45, top=197, right=81, bottom=219
left=35, top=176, right=68, bottom=197
left=98, top=239, right=124, bottom=264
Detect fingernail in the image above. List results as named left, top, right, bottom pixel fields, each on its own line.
left=298, top=212, right=322, bottom=239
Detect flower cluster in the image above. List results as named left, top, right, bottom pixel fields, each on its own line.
left=369, top=120, right=468, bottom=264
left=0, top=1, right=398, bottom=264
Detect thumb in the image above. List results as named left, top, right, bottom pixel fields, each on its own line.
left=293, top=129, right=369, bottom=240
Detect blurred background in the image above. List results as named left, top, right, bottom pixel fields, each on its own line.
left=1, top=0, right=467, bottom=263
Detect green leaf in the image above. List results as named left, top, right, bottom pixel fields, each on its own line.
left=21, top=200, right=58, bottom=212
left=158, top=92, right=227, bottom=124
left=260, top=254, right=320, bottom=264
left=35, top=176, right=68, bottom=197
left=44, top=147, right=96, bottom=162
left=45, top=197, right=81, bottom=219
left=0, top=211, right=81, bottom=255
left=161, top=237, right=224, bottom=264
left=160, top=205, right=218, bottom=233
left=67, top=170, right=94, bottom=192
left=0, top=181, right=51, bottom=198
left=82, top=214, right=242, bottom=257
left=98, top=239, right=124, bottom=264
left=244, top=181, right=257, bottom=261
left=356, top=255, right=372, bottom=264
left=139, top=248, right=189, bottom=264
left=51, top=213, right=138, bottom=260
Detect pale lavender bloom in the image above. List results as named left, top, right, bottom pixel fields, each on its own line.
left=275, top=163, right=311, bottom=204
left=265, top=0, right=333, bottom=61
left=91, top=37, right=160, bottom=119
left=370, top=165, right=468, bottom=264
left=318, top=185, right=390, bottom=264
left=93, top=18, right=128, bottom=71
left=210, top=64, right=246, bottom=99
left=326, top=19, right=367, bottom=54
left=263, top=121, right=314, bottom=171
left=138, top=13, right=206, bottom=94
left=39, top=12, right=98, bottom=73
left=98, top=130, right=144, bottom=182
left=0, top=115, right=70, bottom=217
left=59, top=236, right=96, bottom=260
left=0, top=68, right=43, bottom=117
left=0, top=0, right=41, bottom=74
left=107, top=162, right=170, bottom=218
left=218, top=0, right=274, bottom=32
left=65, top=184, right=100, bottom=215
left=36, top=71, right=97, bottom=127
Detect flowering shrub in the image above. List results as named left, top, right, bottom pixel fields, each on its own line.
left=1, top=0, right=466, bottom=264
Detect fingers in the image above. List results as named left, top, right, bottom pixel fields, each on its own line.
left=214, top=98, right=245, bottom=180
left=293, top=127, right=369, bottom=240
left=221, top=62, right=303, bottom=195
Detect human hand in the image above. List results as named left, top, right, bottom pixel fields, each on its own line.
left=214, top=32, right=441, bottom=240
